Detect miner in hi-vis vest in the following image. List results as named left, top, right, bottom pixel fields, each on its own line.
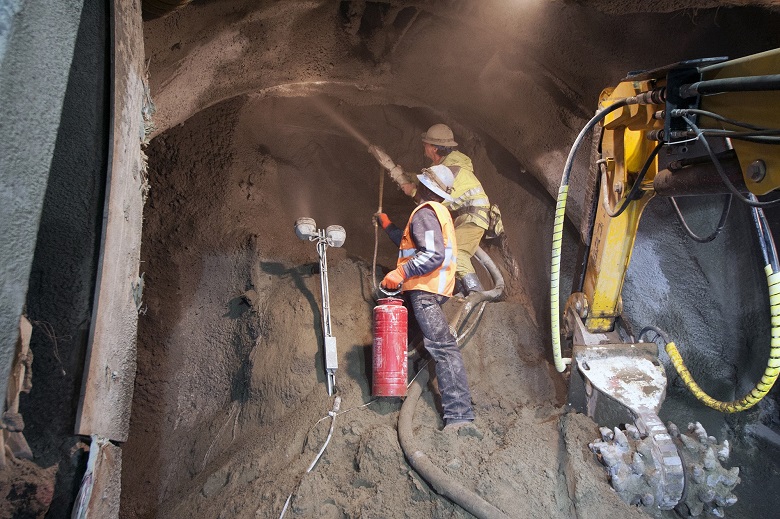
left=370, top=124, right=492, bottom=296
left=375, top=164, right=475, bottom=430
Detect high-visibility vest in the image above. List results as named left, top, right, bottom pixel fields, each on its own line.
left=442, top=151, right=491, bottom=230
left=397, top=202, right=457, bottom=296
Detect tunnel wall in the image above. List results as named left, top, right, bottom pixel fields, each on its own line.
left=7, top=0, right=111, bottom=516
left=0, top=0, right=87, bottom=410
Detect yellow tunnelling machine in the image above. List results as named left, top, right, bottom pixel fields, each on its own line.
left=551, top=48, right=780, bottom=515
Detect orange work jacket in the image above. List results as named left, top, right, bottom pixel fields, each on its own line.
left=397, top=201, right=457, bottom=296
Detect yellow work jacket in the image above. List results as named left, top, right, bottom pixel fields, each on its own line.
left=397, top=202, right=457, bottom=296
left=441, top=151, right=490, bottom=231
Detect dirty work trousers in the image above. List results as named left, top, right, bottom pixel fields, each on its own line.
left=407, top=290, right=475, bottom=423
left=454, top=222, right=485, bottom=279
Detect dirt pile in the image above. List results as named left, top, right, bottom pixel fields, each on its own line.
left=125, top=248, right=645, bottom=518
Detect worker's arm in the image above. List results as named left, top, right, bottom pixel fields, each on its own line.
left=368, top=145, right=418, bottom=198
left=400, top=206, right=445, bottom=278
left=376, top=213, right=403, bottom=247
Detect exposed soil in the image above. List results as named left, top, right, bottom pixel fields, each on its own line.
left=120, top=94, right=628, bottom=518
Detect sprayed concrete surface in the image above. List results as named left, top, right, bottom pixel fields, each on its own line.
left=5, top=0, right=780, bottom=517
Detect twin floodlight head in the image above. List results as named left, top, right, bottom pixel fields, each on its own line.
left=294, top=217, right=346, bottom=248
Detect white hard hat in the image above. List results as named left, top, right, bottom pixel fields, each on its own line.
left=417, top=165, right=455, bottom=201
left=421, top=124, right=458, bottom=147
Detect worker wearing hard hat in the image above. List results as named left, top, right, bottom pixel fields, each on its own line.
left=375, top=164, right=476, bottom=430
left=369, top=124, right=491, bottom=295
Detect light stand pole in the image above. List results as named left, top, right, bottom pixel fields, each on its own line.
left=294, top=218, right=346, bottom=395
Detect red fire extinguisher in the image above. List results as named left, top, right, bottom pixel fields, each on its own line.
left=372, top=297, right=408, bottom=397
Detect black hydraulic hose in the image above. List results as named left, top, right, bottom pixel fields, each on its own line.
left=751, top=204, right=771, bottom=268
left=397, top=369, right=511, bottom=519
left=679, top=74, right=780, bottom=98
left=670, top=108, right=770, bottom=131
left=697, top=129, right=780, bottom=138
left=669, top=194, right=732, bottom=243
left=681, top=115, right=780, bottom=208
left=760, top=209, right=780, bottom=273
left=551, top=97, right=633, bottom=372
left=560, top=98, right=631, bottom=186
left=726, top=136, right=780, bottom=144
left=639, top=325, right=672, bottom=345
left=750, top=194, right=780, bottom=272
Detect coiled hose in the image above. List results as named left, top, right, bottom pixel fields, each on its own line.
left=448, top=247, right=505, bottom=339
left=640, top=204, right=780, bottom=412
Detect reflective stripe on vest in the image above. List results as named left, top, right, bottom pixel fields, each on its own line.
left=397, top=202, right=457, bottom=296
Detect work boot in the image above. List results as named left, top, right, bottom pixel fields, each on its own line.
left=443, top=419, right=471, bottom=432
left=461, top=273, right=483, bottom=295
left=442, top=419, right=483, bottom=439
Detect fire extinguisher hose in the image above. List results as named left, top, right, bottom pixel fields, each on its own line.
left=398, top=369, right=510, bottom=519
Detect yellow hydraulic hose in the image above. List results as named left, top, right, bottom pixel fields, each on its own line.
left=549, top=98, right=632, bottom=374
left=665, top=264, right=780, bottom=412
left=550, top=184, right=569, bottom=372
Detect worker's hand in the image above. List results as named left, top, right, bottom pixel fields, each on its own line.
left=374, top=212, right=391, bottom=229
left=381, top=268, right=405, bottom=291
left=368, top=145, right=396, bottom=171
left=400, top=183, right=417, bottom=198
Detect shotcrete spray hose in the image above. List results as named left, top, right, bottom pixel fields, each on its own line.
left=474, top=247, right=505, bottom=301
left=456, top=301, right=487, bottom=344
left=550, top=98, right=631, bottom=373
left=398, top=369, right=511, bottom=519
left=398, top=274, right=509, bottom=519
left=446, top=247, right=505, bottom=344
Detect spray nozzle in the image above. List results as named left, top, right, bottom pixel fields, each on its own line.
left=368, top=145, right=396, bottom=171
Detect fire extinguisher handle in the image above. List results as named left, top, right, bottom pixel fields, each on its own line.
left=379, top=284, right=403, bottom=297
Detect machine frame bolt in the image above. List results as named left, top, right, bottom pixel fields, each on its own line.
left=747, top=159, right=766, bottom=183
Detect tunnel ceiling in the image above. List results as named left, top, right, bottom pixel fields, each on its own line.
left=144, top=0, right=780, bottom=220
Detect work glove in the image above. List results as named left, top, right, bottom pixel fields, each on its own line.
left=368, top=145, right=396, bottom=171
left=381, top=268, right=406, bottom=291
left=374, top=212, right=391, bottom=229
